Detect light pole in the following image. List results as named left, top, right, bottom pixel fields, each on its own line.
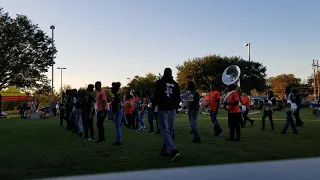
left=244, top=43, right=251, bottom=62
left=50, top=25, right=55, bottom=97
left=57, top=67, right=66, bottom=102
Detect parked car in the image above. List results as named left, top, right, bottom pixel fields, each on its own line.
left=301, top=101, right=318, bottom=108
left=1, top=111, right=7, bottom=118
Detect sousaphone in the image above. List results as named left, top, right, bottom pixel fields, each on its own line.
left=221, top=65, right=246, bottom=113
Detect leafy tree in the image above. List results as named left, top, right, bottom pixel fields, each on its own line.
left=0, top=8, right=57, bottom=91
left=127, top=73, right=162, bottom=94
left=176, top=55, right=267, bottom=94
left=268, top=74, right=302, bottom=98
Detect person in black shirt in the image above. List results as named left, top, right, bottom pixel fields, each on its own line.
left=292, top=89, right=304, bottom=126
left=84, top=84, right=95, bottom=141
left=261, top=90, right=276, bottom=131
left=111, top=82, right=123, bottom=145
left=186, top=81, right=201, bottom=143
left=153, top=68, right=180, bottom=162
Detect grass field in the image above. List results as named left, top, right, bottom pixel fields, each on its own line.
left=0, top=108, right=320, bottom=179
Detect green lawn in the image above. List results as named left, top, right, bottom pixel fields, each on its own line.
left=0, top=108, right=320, bottom=179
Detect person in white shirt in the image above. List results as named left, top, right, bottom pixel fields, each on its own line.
left=281, top=86, right=299, bottom=134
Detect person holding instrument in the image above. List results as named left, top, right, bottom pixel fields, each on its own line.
left=261, top=90, right=276, bottom=131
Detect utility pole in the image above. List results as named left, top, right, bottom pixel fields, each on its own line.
left=312, top=60, right=320, bottom=101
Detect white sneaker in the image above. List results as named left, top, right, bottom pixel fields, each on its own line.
left=218, top=132, right=224, bottom=137
left=88, top=138, right=92, bottom=141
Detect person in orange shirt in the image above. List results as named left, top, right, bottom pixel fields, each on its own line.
left=209, top=83, right=223, bottom=137
left=223, top=83, right=242, bottom=142
left=240, top=93, right=254, bottom=126
left=133, top=92, right=140, bottom=129
left=95, top=81, right=107, bottom=143
left=124, top=93, right=135, bottom=128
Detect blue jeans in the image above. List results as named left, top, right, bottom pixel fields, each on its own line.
left=157, top=110, right=176, bottom=151
left=140, top=110, right=146, bottom=128
left=188, top=111, right=200, bottom=139
left=282, top=112, right=298, bottom=133
left=114, top=109, right=124, bottom=143
left=75, top=109, right=83, bottom=133
left=210, top=111, right=222, bottom=129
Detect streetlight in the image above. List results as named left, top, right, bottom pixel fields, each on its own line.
left=50, top=25, right=55, bottom=97
left=244, top=43, right=251, bottom=62
left=57, top=67, right=66, bottom=102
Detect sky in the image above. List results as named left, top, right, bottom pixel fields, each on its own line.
left=1, top=0, right=320, bottom=89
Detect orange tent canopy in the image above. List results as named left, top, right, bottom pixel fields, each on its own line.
left=0, top=87, right=30, bottom=101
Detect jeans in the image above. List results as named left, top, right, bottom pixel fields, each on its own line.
left=114, top=109, right=124, bottom=143
left=210, top=111, right=222, bottom=129
left=75, top=109, right=83, bottom=133
left=157, top=110, right=177, bottom=151
left=97, top=110, right=106, bottom=141
left=188, top=111, right=200, bottom=139
left=282, top=112, right=298, bottom=133
left=139, top=110, right=146, bottom=128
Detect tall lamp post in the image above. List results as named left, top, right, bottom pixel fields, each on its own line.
left=57, top=67, right=66, bottom=102
left=50, top=25, right=55, bottom=97
left=244, top=43, right=251, bottom=62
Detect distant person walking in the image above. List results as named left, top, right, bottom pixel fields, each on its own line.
left=95, top=81, right=107, bottom=143
left=153, top=68, right=180, bottom=162
left=292, top=89, right=304, bottom=127
left=281, top=86, right=299, bottom=134
left=261, top=91, right=276, bottom=131
left=51, top=99, right=57, bottom=116
left=186, top=81, right=202, bottom=143
left=84, top=84, right=95, bottom=141
left=209, top=83, right=223, bottom=137
left=111, top=82, right=124, bottom=145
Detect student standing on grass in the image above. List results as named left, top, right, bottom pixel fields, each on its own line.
left=281, top=86, right=299, bottom=134
left=59, top=92, right=66, bottom=126
left=261, top=90, right=276, bottom=131
left=95, top=81, right=107, bottom=143
left=292, top=89, right=304, bottom=127
left=241, top=93, right=254, bottom=126
left=111, top=82, right=123, bottom=145
left=85, top=84, right=95, bottom=141
left=71, top=89, right=78, bottom=133
left=209, top=83, right=223, bottom=137
left=133, top=92, right=140, bottom=129
left=223, top=83, right=242, bottom=142
left=124, top=93, right=135, bottom=128
left=153, top=68, right=180, bottom=162
left=138, top=92, right=148, bottom=131
left=186, top=81, right=202, bottom=143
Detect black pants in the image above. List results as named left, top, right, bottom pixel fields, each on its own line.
left=154, top=112, right=160, bottom=133
left=60, top=109, right=65, bottom=126
left=84, top=112, right=94, bottom=139
left=126, top=113, right=135, bottom=128
left=262, top=110, right=274, bottom=130
left=97, top=111, right=106, bottom=141
left=294, top=107, right=303, bottom=126
left=243, top=109, right=254, bottom=125
left=52, top=108, right=57, bottom=116
left=228, top=113, right=242, bottom=140
left=133, top=111, right=139, bottom=129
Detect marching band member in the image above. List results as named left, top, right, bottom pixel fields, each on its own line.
left=124, top=93, right=135, bottom=128
left=111, top=82, right=124, bottom=145
left=133, top=92, right=140, bottom=129
left=292, top=89, right=304, bottom=127
left=138, top=92, right=148, bottom=131
left=281, top=86, right=299, bottom=134
left=261, top=90, right=276, bottom=131
left=186, top=81, right=202, bottom=143
left=209, top=83, right=223, bottom=137
left=241, top=93, right=254, bottom=126
left=223, top=83, right=242, bottom=142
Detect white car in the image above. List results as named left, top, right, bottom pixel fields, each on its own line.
left=1, top=111, right=7, bottom=118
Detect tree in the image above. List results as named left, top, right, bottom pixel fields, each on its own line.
left=176, top=55, right=267, bottom=93
left=127, top=73, right=162, bottom=94
left=0, top=8, right=57, bottom=91
left=268, top=74, right=302, bottom=98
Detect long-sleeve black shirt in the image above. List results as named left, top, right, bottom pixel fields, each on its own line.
left=153, top=77, right=180, bottom=111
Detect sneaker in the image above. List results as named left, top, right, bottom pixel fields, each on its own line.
left=88, top=138, right=92, bottom=141
left=218, top=132, right=224, bottom=137
left=169, top=149, right=180, bottom=162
